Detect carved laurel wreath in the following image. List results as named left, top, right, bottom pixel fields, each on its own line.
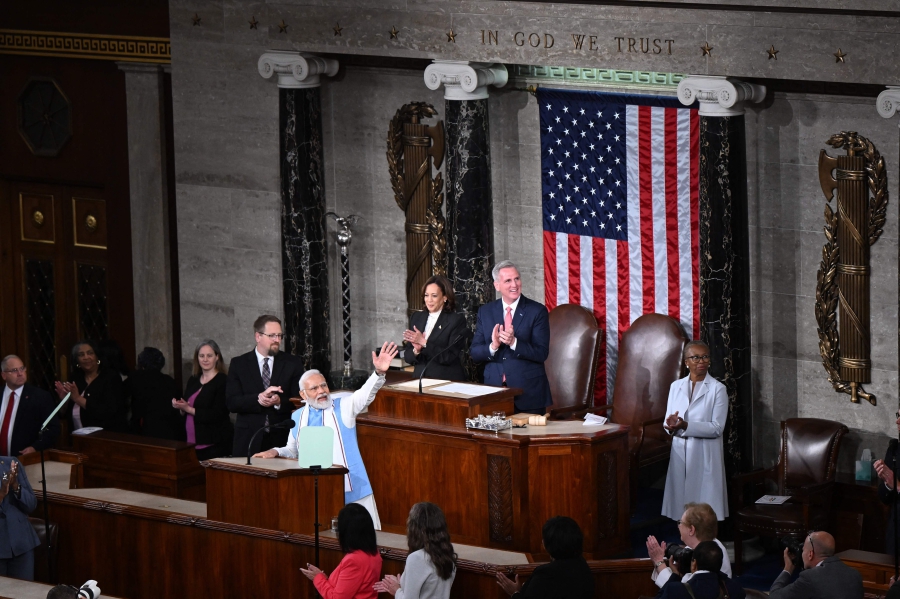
left=386, top=102, right=447, bottom=275
left=815, top=132, right=887, bottom=405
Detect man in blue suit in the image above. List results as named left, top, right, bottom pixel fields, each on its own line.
left=471, top=261, right=552, bottom=414
left=0, top=457, right=40, bottom=580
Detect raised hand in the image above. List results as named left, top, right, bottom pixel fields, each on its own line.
left=372, top=341, right=399, bottom=374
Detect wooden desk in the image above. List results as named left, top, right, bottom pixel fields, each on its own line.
left=203, top=458, right=347, bottom=535
left=837, top=549, right=893, bottom=598
left=835, top=473, right=890, bottom=553
left=367, top=381, right=517, bottom=427
left=358, top=385, right=630, bottom=560
left=72, top=431, right=206, bottom=501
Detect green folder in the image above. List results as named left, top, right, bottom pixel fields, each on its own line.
left=297, top=426, right=334, bottom=469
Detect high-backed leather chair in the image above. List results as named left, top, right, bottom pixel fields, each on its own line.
left=731, top=418, right=848, bottom=574
left=545, top=304, right=603, bottom=420
left=595, top=313, right=689, bottom=507
left=30, top=516, right=59, bottom=583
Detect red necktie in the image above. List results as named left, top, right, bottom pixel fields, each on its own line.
left=503, top=307, right=513, bottom=382
left=0, top=392, right=16, bottom=456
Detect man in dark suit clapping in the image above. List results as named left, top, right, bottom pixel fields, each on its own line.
left=0, top=355, right=59, bottom=457
left=471, top=261, right=552, bottom=415
left=226, top=315, right=303, bottom=457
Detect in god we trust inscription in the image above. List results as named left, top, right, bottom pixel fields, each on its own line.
left=479, top=29, right=677, bottom=55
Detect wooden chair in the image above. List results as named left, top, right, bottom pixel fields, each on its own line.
left=544, top=304, right=603, bottom=420
left=731, top=418, right=849, bottom=575
left=594, top=313, right=689, bottom=507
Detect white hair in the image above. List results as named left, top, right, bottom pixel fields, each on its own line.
left=299, top=369, right=324, bottom=389
left=491, top=260, right=519, bottom=282
left=0, top=355, right=21, bottom=371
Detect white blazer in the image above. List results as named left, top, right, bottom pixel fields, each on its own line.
left=661, top=374, right=729, bottom=521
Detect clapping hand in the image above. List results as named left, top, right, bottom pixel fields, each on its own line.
left=646, top=536, right=667, bottom=567
left=372, top=341, right=399, bottom=374
left=258, top=386, right=283, bottom=407
left=665, top=411, right=685, bottom=432
left=875, top=459, right=897, bottom=491
left=402, top=327, right=426, bottom=351
left=172, top=398, right=194, bottom=415
left=373, top=574, right=401, bottom=595
left=299, top=563, right=323, bottom=581
left=496, top=571, right=522, bottom=596
left=498, top=324, right=515, bottom=347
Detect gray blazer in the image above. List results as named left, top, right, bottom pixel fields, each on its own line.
left=0, top=458, right=40, bottom=559
left=768, top=556, right=863, bottom=599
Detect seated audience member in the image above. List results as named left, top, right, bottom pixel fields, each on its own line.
left=647, top=502, right=731, bottom=589
left=0, top=355, right=60, bottom=456
left=374, top=502, right=457, bottom=598
left=402, top=275, right=470, bottom=382
left=172, top=340, right=233, bottom=460
left=496, top=516, right=594, bottom=598
left=0, top=457, right=40, bottom=581
left=658, top=541, right=744, bottom=599
left=45, top=580, right=102, bottom=599
left=56, top=341, right=127, bottom=433
left=128, top=347, right=182, bottom=440
left=300, top=503, right=382, bottom=599
left=767, top=531, right=862, bottom=599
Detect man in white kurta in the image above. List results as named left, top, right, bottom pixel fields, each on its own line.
left=661, top=341, right=729, bottom=521
left=253, top=342, right=398, bottom=529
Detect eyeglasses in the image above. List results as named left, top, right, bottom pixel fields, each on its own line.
left=2, top=367, right=25, bottom=374
left=806, top=530, right=817, bottom=554
left=259, top=332, right=284, bottom=340
left=685, top=355, right=711, bottom=363
left=304, top=382, right=329, bottom=393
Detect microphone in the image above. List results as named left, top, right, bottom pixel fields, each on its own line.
left=246, top=418, right=296, bottom=465
left=419, top=335, right=465, bottom=394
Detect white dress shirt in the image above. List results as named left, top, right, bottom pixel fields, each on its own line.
left=652, top=538, right=731, bottom=587
left=0, top=385, right=21, bottom=453
left=423, top=309, right=441, bottom=342
left=489, top=296, right=520, bottom=355
left=255, top=349, right=280, bottom=410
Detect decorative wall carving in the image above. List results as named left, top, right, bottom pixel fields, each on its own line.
left=0, top=29, right=170, bottom=63
left=597, top=451, right=617, bottom=540
left=487, top=454, right=513, bottom=543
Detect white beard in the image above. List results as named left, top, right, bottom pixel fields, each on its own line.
left=304, top=395, right=332, bottom=411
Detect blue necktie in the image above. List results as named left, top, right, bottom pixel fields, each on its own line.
left=308, top=408, right=323, bottom=427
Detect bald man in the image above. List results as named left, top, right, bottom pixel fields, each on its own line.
left=768, top=531, right=862, bottom=599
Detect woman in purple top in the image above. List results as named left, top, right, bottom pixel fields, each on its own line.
left=172, top=340, right=233, bottom=460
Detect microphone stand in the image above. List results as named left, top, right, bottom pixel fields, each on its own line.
left=310, top=464, right=322, bottom=567
left=37, top=426, right=54, bottom=582
left=245, top=419, right=294, bottom=465
left=418, top=335, right=464, bottom=394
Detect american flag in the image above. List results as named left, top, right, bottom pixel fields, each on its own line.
left=538, top=88, right=700, bottom=403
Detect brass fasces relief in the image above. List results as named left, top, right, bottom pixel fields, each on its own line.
left=386, top=103, right=447, bottom=316
left=816, top=131, right=887, bottom=405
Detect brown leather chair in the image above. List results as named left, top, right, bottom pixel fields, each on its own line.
left=29, top=516, right=59, bottom=583
left=731, top=418, right=848, bottom=575
left=545, top=304, right=603, bottom=420
left=595, top=313, right=688, bottom=507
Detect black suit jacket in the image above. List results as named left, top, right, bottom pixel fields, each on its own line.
left=516, top=557, right=594, bottom=599
left=768, top=556, right=863, bottom=599
left=5, top=384, right=60, bottom=457
left=127, top=370, right=184, bottom=441
left=183, top=372, right=233, bottom=448
left=67, top=368, right=128, bottom=433
left=402, top=310, right=470, bottom=381
left=226, top=350, right=302, bottom=456
left=660, top=572, right=745, bottom=599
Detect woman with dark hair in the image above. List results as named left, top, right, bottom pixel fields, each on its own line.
left=496, top=516, right=594, bottom=598
left=96, top=339, right=130, bottom=380
left=172, top=340, right=232, bottom=460
left=402, top=275, right=470, bottom=381
left=55, top=341, right=128, bottom=433
left=127, top=347, right=182, bottom=440
left=374, top=502, right=456, bottom=598
left=300, top=503, right=382, bottom=599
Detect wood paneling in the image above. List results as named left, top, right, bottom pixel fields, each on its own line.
left=366, top=384, right=518, bottom=427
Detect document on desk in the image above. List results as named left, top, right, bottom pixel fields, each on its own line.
left=393, top=378, right=447, bottom=390
left=437, top=383, right=504, bottom=397
left=755, top=495, right=790, bottom=505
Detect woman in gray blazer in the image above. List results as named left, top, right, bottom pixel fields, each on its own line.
left=0, top=457, right=40, bottom=580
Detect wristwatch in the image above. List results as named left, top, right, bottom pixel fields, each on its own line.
left=654, top=559, right=667, bottom=569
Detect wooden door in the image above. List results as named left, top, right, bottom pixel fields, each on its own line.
left=0, top=179, right=110, bottom=392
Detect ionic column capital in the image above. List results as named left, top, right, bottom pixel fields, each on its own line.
left=677, top=75, right=766, bottom=117
left=257, top=51, right=338, bottom=89
left=877, top=86, right=900, bottom=119
left=424, top=60, right=508, bottom=100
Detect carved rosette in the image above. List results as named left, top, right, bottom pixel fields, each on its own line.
left=677, top=75, right=766, bottom=117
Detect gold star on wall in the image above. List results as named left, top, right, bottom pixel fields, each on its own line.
left=278, top=20, right=288, bottom=33
left=192, top=13, right=201, bottom=26
left=766, top=45, right=779, bottom=60
left=834, top=48, right=847, bottom=63
left=390, top=26, right=399, bottom=40
left=249, top=16, right=258, bottom=30
left=700, top=42, right=712, bottom=57
left=446, top=29, right=456, bottom=43
left=334, top=23, right=343, bottom=36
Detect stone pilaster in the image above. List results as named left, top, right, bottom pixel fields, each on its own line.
left=678, top=75, right=765, bottom=475
left=424, top=61, right=507, bottom=345
left=117, top=62, right=176, bottom=374
left=259, top=51, right=337, bottom=375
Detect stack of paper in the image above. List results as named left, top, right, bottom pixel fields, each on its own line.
left=583, top=413, right=608, bottom=426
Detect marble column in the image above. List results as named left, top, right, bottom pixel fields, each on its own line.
left=424, top=61, right=508, bottom=337
left=258, top=51, right=337, bottom=375
left=678, top=76, right=766, bottom=474
left=117, top=62, right=175, bottom=374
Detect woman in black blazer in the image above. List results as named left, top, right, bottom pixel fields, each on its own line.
left=128, top=347, right=183, bottom=441
left=55, top=340, right=128, bottom=433
left=402, top=275, right=470, bottom=381
left=172, top=339, right=233, bottom=460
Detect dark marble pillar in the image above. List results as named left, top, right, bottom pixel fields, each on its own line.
left=445, top=98, right=495, bottom=334
left=699, top=114, right=753, bottom=476
left=279, top=87, right=331, bottom=375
